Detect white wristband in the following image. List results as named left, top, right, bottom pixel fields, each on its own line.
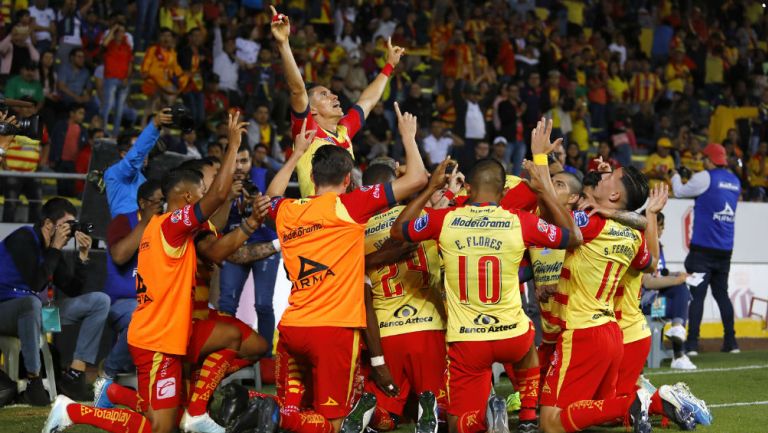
left=364, top=275, right=372, bottom=286
left=370, top=356, right=385, bottom=367
left=272, top=238, right=281, bottom=252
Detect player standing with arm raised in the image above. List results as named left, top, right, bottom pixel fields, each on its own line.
left=270, top=6, right=405, bottom=197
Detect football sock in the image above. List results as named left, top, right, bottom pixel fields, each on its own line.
left=106, top=383, right=139, bottom=411
left=457, top=409, right=485, bottom=433
left=248, top=390, right=280, bottom=403
left=279, top=407, right=334, bottom=433
left=560, top=396, right=632, bottom=432
left=226, top=357, right=253, bottom=375
left=515, top=367, right=540, bottom=422
left=66, top=403, right=151, bottom=433
left=649, top=390, right=664, bottom=415
left=370, top=405, right=396, bottom=431
left=187, top=349, right=237, bottom=416
left=503, top=364, right=520, bottom=389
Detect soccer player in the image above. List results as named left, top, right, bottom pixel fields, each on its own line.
left=391, top=128, right=583, bottom=433
left=260, top=104, right=427, bottom=433
left=359, top=163, right=447, bottom=433
left=270, top=6, right=405, bottom=197
left=43, top=112, right=257, bottom=433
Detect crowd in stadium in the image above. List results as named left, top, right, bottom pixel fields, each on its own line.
left=0, top=1, right=756, bottom=433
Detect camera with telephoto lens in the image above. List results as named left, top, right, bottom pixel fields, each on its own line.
left=677, top=165, right=692, bottom=180
left=0, top=100, right=41, bottom=139
left=66, top=220, right=94, bottom=235
left=240, top=180, right=260, bottom=219
left=168, top=103, right=195, bottom=133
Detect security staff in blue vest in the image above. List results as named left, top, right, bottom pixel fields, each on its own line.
left=672, top=142, right=741, bottom=355
left=0, top=198, right=110, bottom=404
left=95, top=180, right=163, bottom=396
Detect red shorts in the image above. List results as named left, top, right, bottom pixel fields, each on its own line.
left=616, top=336, right=651, bottom=396
left=540, top=322, right=623, bottom=408
left=185, top=314, right=256, bottom=364
left=363, top=330, right=447, bottom=416
left=208, top=309, right=256, bottom=343
left=129, top=345, right=183, bottom=413
left=446, top=324, right=535, bottom=417
left=276, top=325, right=363, bottom=419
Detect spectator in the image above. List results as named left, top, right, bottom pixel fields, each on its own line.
left=55, top=0, right=92, bottom=66
left=495, top=83, right=527, bottom=175
left=0, top=24, right=40, bottom=82
left=170, top=129, right=202, bottom=157
left=666, top=47, right=692, bottom=96
left=219, top=144, right=280, bottom=353
left=453, top=83, right=491, bottom=167
left=100, top=18, right=134, bottom=137
left=57, top=48, right=94, bottom=111
left=399, top=83, right=431, bottom=128
left=747, top=141, right=768, bottom=201
left=135, top=0, right=159, bottom=51
left=80, top=10, right=105, bottom=65
left=521, top=72, right=543, bottom=136
left=38, top=50, right=59, bottom=130
left=206, top=141, right=223, bottom=159
left=213, top=26, right=241, bottom=107
left=203, top=74, right=229, bottom=130
left=491, top=136, right=511, bottom=173
left=100, top=180, right=163, bottom=382
left=564, top=141, right=585, bottom=173
left=644, top=137, right=675, bottom=190
left=74, top=127, right=103, bottom=194
left=422, top=118, right=463, bottom=169
left=681, top=136, right=706, bottom=174
left=158, top=0, right=187, bottom=36
left=671, top=143, right=741, bottom=354
left=0, top=198, right=110, bottom=402
left=103, top=109, right=171, bottom=217
left=2, top=102, right=47, bottom=222
left=50, top=104, right=86, bottom=196
left=362, top=101, right=392, bottom=160
left=629, top=58, right=662, bottom=106
left=246, top=103, right=281, bottom=162
left=5, top=62, right=44, bottom=108
left=141, top=28, right=182, bottom=122
left=641, top=211, right=697, bottom=370
left=178, top=27, right=206, bottom=129
left=587, top=140, right=621, bottom=172
left=29, top=0, right=57, bottom=53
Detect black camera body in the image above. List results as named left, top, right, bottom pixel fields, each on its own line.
left=0, top=99, right=41, bottom=139
left=677, top=166, right=692, bottom=180
left=66, top=220, right=94, bottom=235
left=169, top=104, right=195, bottom=133
left=240, top=180, right=260, bottom=219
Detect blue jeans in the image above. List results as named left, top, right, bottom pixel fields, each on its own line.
left=58, top=292, right=111, bottom=365
left=136, top=0, right=159, bottom=51
left=219, top=254, right=279, bottom=353
left=0, top=296, right=43, bottom=374
left=101, top=78, right=130, bottom=137
left=660, top=283, right=691, bottom=325
left=504, top=140, right=526, bottom=175
left=103, top=298, right=137, bottom=377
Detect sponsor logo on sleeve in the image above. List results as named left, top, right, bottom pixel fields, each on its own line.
left=414, top=214, right=429, bottom=232
left=170, top=209, right=182, bottom=224
left=573, top=211, right=589, bottom=227
left=548, top=225, right=557, bottom=242
left=537, top=219, right=549, bottom=232
left=182, top=205, right=192, bottom=226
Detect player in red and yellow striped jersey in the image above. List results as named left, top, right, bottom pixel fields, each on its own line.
left=392, top=146, right=583, bottom=433
left=359, top=163, right=447, bottom=433
left=270, top=6, right=406, bottom=197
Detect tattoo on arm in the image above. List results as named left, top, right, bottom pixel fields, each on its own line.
left=611, top=210, right=647, bottom=231
left=226, top=242, right=278, bottom=264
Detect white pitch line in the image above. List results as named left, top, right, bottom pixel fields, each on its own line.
left=708, top=401, right=768, bottom=408
left=645, top=364, right=768, bottom=375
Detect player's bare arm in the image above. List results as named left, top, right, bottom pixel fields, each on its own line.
left=356, top=38, right=405, bottom=117
left=391, top=159, right=451, bottom=241
left=641, top=183, right=669, bottom=273
left=363, top=281, right=400, bottom=397
left=390, top=102, right=429, bottom=202
left=196, top=194, right=271, bottom=264
left=365, top=238, right=418, bottom=272
left=208, top=179, right=244, bottom=231
left=197, top=112, right=247, bottom=219
left=270, top=6, right=308, bottom=113
left=227, top=241, right=279, bottom=265
left=266, top=118, right=315, bottom=198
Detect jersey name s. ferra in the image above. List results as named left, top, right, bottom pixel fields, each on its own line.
left=615, top=267, right=651, bottom=343
left=365, top=206, right=444, bottom=337
left=404, top=204, right=568, bottom=342
left=559, top=211, right=652, bottom=330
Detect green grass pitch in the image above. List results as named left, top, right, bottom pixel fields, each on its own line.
left=3, top=350, right=766, bottom=433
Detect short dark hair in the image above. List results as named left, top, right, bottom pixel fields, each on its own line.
left=207, top=141, right=223, bottom=151
left=620, top=166, right=649, bottom=212
left=582, top=170, right=602, bottom=188
left=69, top=47, right=84, bottom=59
left=161, top=168, right=203, bottom=197
left=311, top=145, right=354, bottom=187
left=237, top=143, right=250, bottom=154
left=176, top=158, right=214, bottom=176
left=362, top=164, right=396, bottom=185
left=468, top=159, right=506, bottom=193
left=69, top=103, right=85, bottom=114
left=39, top=197, right=77, bottom=225
left=137, top=179, right=162, bottom=206
left=555, top=170, right=583, bottom=195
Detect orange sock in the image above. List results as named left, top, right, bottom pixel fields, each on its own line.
left=515, top=367, right=540, bottom=422
left=279, top=406, right=334, bottom=433
left=106, top=383, right=139, bottom=411
left=66, top=403, right=151, bottom=433
left=649, top=390, right=664, bottom=415
left=370, top=405, right=396, bottom=431
left=187, top=349, right=237, bottom=416
left=226, top=357, right=254, bottom=375
left=560, top=396, right=632, bottom=432
left=457, top=409, right=485, bottom=433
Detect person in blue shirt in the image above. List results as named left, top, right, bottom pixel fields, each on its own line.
left=672, top=142, right=741, bottom=355
left=218, top=144, right=281, bottom=354
left=103, top=108, right=171, bottom=217
left=97, top=180, right=162, bottom=390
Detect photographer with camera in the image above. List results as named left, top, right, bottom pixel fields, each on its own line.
left=0, top=197, right=109, bottom=404
left=104, top=107, right=172, bottom=217
left=671, top=142, right=741, bottom=355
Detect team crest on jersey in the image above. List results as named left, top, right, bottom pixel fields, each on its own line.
left=537, top=219, right=549, bottom=233
left=414, top=214, right=429, bottom=232
left=473, top=314, right=500, bottom=325
left=573, top=210, right=590, bottom=227
left=394, top=304, right=418, bottom=318
left=170, top=209, right=182, bottom=223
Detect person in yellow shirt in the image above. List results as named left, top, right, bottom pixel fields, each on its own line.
left=748, top=141, right=768, bottom=201
left=665, top=48, right=691, bottom=94
left=680, top=136, right=705, bottom=174
left=644, top=137, right=675, bottom=190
